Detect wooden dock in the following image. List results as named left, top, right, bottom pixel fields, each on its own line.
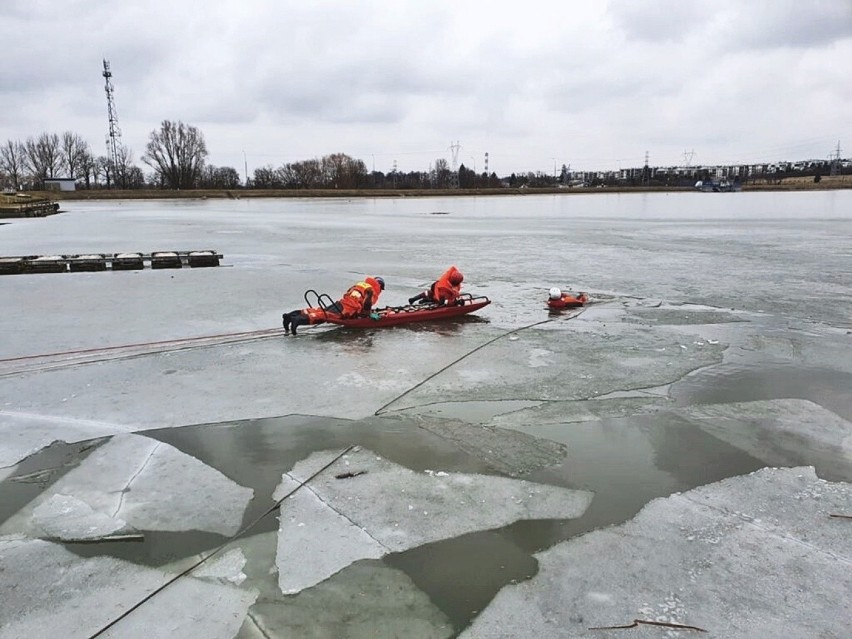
left=0, top=250, right=223, bottom=275
left=0, top=195, right=61, bottom=218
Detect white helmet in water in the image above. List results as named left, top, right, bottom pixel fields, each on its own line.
left=549, top=287, right=562, bottom=300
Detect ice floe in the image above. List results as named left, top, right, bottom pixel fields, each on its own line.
left=1, top=433, right=253, bottom=540
left=273, top=448, right=593, bottom=594
left=462, top=466, right=852, bottom=638
left=0, top=538, right=257, bottom=639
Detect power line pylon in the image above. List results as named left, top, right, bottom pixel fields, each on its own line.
left=830, top=141, right=842, bottom=177
left=449, top=141, right=460, bottom=189
left=102, top=59, right=122, bottom=186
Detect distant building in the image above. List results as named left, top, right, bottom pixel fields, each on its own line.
left=43, top=178, right=76, bottom=192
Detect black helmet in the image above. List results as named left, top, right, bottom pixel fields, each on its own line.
left=374, top=276, right=385, bottom=290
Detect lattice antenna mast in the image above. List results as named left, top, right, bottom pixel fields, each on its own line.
left=102, top=59, right=122, bottom=181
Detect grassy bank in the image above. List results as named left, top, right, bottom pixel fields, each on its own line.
left=21, top=175, right=852, bottom=202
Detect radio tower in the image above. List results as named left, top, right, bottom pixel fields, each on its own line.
left=102, top=59, right=122, bottom=185
left=484, top=152, right=489, bottom=176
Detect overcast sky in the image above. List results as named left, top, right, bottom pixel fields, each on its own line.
left=3, top=0, right=850, bottom=177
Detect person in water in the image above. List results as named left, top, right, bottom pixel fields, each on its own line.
left=547, top=287, right=588, bottom=308
left=283, top=276, right=385, bottom=335
left=408, top=266, right=464, bottom=305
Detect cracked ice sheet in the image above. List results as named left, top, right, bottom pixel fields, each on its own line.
left=273, top=448, right=593, bottom=594
left=1, top=433, right=253, bottom=539
left=0, top=410, right=128, bottom=470
left=462, top=467, right=852, bottom=639
left=623, top=305, right=748, bottom=326
left=676, top=399, right=852, bottom=481
left=389, top=315, right=726, bottom=411
left=0, top=538, right=257, bottom=639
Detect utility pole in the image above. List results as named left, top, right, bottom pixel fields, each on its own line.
left=243, top=151, right=248, bottom=186
left=102, top=59, right=122, bottom=188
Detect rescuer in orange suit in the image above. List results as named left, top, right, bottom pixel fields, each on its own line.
left=283, top=276, right=385, bottom=335
left=408, top=266, right=464, bottom=305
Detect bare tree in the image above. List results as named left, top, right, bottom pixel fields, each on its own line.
left=24, top=133, right=61, bottom=183
left=0, top=140, right=25, bottom=189
left=124, top=165, right=146, bottom=188
left=199, top=165, right=241, bottom=188
left=60, top=131, right=90, bottom=179
left=252, top=166, right=284, bottom=189
left=113, top=144, right=138, bottom=188
left=433, top=158, right=450, bottom=188
left=78, top=150, right=98, bottom=188
left=288, top=159, right=322, bottom=188
left=96, top=155, right=114, bottom=188
left=320, top=153, right=367, bottom=189
left=142, top=120, right=208, bottom=189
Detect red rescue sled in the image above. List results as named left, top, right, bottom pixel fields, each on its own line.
left=547, top=292, right=589, bottom=309
left=324, top=294, right=491, bottom=328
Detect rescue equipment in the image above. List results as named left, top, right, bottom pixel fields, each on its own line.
left=299, top=291, right=490, bottom=329
left=547, top=291, right=589, bottom=309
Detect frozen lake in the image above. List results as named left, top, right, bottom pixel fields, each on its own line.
left=1, top=191, right=850, bottom=637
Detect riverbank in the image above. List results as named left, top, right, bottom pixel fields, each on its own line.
left=19, top=174, right=852, bottom=202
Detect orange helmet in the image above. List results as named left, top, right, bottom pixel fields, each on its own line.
left=449, top=271, right=463, bottom=285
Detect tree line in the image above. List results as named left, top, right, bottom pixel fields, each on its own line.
left=1, top=121, right=506, bottom=192
left=0, top=121, right=227, bottom=191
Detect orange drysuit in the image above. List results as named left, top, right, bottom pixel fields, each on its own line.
left=430, top=266, right=464, bottom=304
left=339, top=277, right=383, bottom=317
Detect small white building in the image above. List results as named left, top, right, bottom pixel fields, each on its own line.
left=43, top=178, right=77, bottom=192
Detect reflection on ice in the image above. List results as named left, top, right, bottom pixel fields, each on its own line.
left=1, top=433, right=253, bottom=540
left=273, top=448, right=593, bottom=594
left=242, top=561, right=453, bottom=639
left=678, top=399, right=852, bottom=481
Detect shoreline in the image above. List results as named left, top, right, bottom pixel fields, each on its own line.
left=12, top=176, right=852, bottom=203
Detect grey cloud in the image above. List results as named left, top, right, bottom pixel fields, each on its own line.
left=609, top=0, right=852, bottom=50
left=722, top=3, right=852, bottom=49
left=606, top=0, right=714, bottom=43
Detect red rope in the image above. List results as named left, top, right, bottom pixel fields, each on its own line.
left=0, top=327, right=282, bottom=364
